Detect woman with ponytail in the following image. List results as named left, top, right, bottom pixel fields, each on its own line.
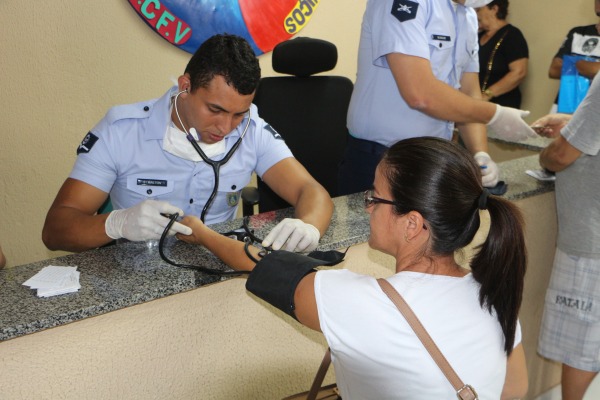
left=178, top=136, right=528, bottom=399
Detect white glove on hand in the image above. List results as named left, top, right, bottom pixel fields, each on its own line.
left=487, top=105, right=537, bottom=142
left=262, top=218, right=320, bottom=253
left=105, top=200, right=192, bottom=241
left=473, top=151, right=499, bottom=188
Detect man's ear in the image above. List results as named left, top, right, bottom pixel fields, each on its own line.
left=178, top=74, right=192, bottom=93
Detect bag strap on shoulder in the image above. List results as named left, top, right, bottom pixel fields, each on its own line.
left=377, top=278, right=478, bottom=400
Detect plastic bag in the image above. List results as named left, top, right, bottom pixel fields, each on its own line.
left=557, top=55, right=596, bottom=113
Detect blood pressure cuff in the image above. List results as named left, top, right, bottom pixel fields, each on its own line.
left=245, top=249, right=347, bottom=319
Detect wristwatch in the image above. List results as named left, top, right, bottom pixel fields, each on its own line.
left=482, top=88, right=495, bottom=99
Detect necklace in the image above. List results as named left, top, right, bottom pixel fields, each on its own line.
left=481, top=28, right=509, bottom=92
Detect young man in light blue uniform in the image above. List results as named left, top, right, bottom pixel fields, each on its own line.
left=339, top=0, right=537, bottom=195
left=70, top=87, right=286, bottom=225
left=43, top=34, right=333, bottom=254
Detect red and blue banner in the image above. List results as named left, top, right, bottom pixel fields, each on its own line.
left=128, top=0, right=320, bottom=55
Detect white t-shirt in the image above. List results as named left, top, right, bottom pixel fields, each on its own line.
left=315, top=269, right=521, bottom=399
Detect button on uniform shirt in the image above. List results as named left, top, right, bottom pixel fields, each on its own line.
left=347, top=0, right=480, bottom=147
left=70, top=87, right=292, bottom=225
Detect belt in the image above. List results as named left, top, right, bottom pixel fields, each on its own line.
left=347, top=134, right=389, bottom=155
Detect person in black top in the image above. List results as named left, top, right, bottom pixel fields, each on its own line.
left=548, top=0, right=600, bottom=110
left=476, top=0, right=529, bottom=108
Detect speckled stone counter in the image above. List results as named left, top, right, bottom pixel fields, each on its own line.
left=0, top=152, right=554, bottom=342
left=0, top=193, right=368, bottom=342
left=489, top=131, right=554, bottom=152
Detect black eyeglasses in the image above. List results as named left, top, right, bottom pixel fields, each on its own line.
left=364, top=190, right=398, bottom=208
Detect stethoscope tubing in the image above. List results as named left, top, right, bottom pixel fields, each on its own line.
left=173, top=89, right=251, bottom=222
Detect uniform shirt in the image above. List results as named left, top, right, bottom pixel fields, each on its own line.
left=556, top=75, right=600, bottom=258
left=70, top=87, right=292, bottom=225
left=347, top=0, right=480, bottom=147
left=315, top=269, right=522, bottom=399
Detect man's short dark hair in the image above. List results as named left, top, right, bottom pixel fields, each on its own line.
left=184, top=33, right=261, bottom=95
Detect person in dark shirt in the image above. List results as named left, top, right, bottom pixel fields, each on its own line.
left=548, top=0, right=600, bottom=110
left=476, top=0, right=529, bottom=108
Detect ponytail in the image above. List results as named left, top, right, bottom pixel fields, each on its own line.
left=470, top=196, right=527, bottom=354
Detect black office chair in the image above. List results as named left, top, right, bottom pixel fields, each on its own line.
left=242, top=37, right=353, bottom=215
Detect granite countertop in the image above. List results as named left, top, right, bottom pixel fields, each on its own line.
left=0, top=194, right=368, bottom=342
left=488, top=131, right=554, bottom=152
left=0, top=153, right=554, bottom=342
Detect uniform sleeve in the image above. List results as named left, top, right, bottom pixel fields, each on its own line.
left=561, top=76, right=600, bottom=156
left=251, top=110, right=294, bottom=178
left=69, top=120, right=118, bottom=193
left=369, top=0, right=431, bottom=67
left=463, top=8, right=480, bottom=74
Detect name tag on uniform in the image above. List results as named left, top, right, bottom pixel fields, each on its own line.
left=137, top=178, right=168, bottom=187
left=431, top=34, right=451, bottom=41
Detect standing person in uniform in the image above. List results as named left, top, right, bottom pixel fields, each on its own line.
left=42, top=34, right=333, bottom=254
left=338, top=0, right=537, bottom=196
left=533, top=75, right=600, bottom=400
left=476, top=0, right=529, bottom=108
left=548, top=0, right=600, bottom=111
left=177, top=137, right=528, bottom=399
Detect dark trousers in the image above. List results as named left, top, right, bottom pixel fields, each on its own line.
left=337, top=135, right=389, bottom=196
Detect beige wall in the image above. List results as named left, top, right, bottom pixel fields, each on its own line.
left=0, top=0, right=597, bottom=267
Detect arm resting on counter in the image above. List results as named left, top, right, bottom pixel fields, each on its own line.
left=42, top=178, right=114, bottom=252
left=539, top=135, right=582, bottom=172
left=261, top=158, right=333, bottom=237
left=177, top=216, right=322, bottom=330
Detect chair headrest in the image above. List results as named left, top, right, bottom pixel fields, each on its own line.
left=272, top=37, right=338, bottom=77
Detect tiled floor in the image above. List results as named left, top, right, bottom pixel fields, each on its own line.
left=535, top=375, right=600, bottom=399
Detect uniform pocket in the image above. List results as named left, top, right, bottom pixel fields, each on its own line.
left=126, top=175, right=174, bottom=198
left=428, top=34, right=454, bottom=77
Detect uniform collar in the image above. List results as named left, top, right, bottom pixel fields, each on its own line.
left=144, top=86, right=178, bottom=141
left=146, top=86, right=257, bottom=141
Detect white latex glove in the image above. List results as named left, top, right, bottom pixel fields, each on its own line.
left=105, top=200, right=192, bottom=241
left=262, top=218, right=320, bottom=253
left=487, top=104, right=537, bottom=142
left=473, top=151, right=499, bottom=188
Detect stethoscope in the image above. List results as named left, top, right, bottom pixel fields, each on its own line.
left=173, top=88, right=251, bottom=222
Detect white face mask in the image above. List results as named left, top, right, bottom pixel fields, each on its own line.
left=460, top=0, right=493, bottom=7
left=163, top=124, right=226, bottom=162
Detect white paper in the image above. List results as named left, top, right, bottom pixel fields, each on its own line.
left=23, top=266, right=80, bottom=297
left=526, top=169, right=556, bottom=182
